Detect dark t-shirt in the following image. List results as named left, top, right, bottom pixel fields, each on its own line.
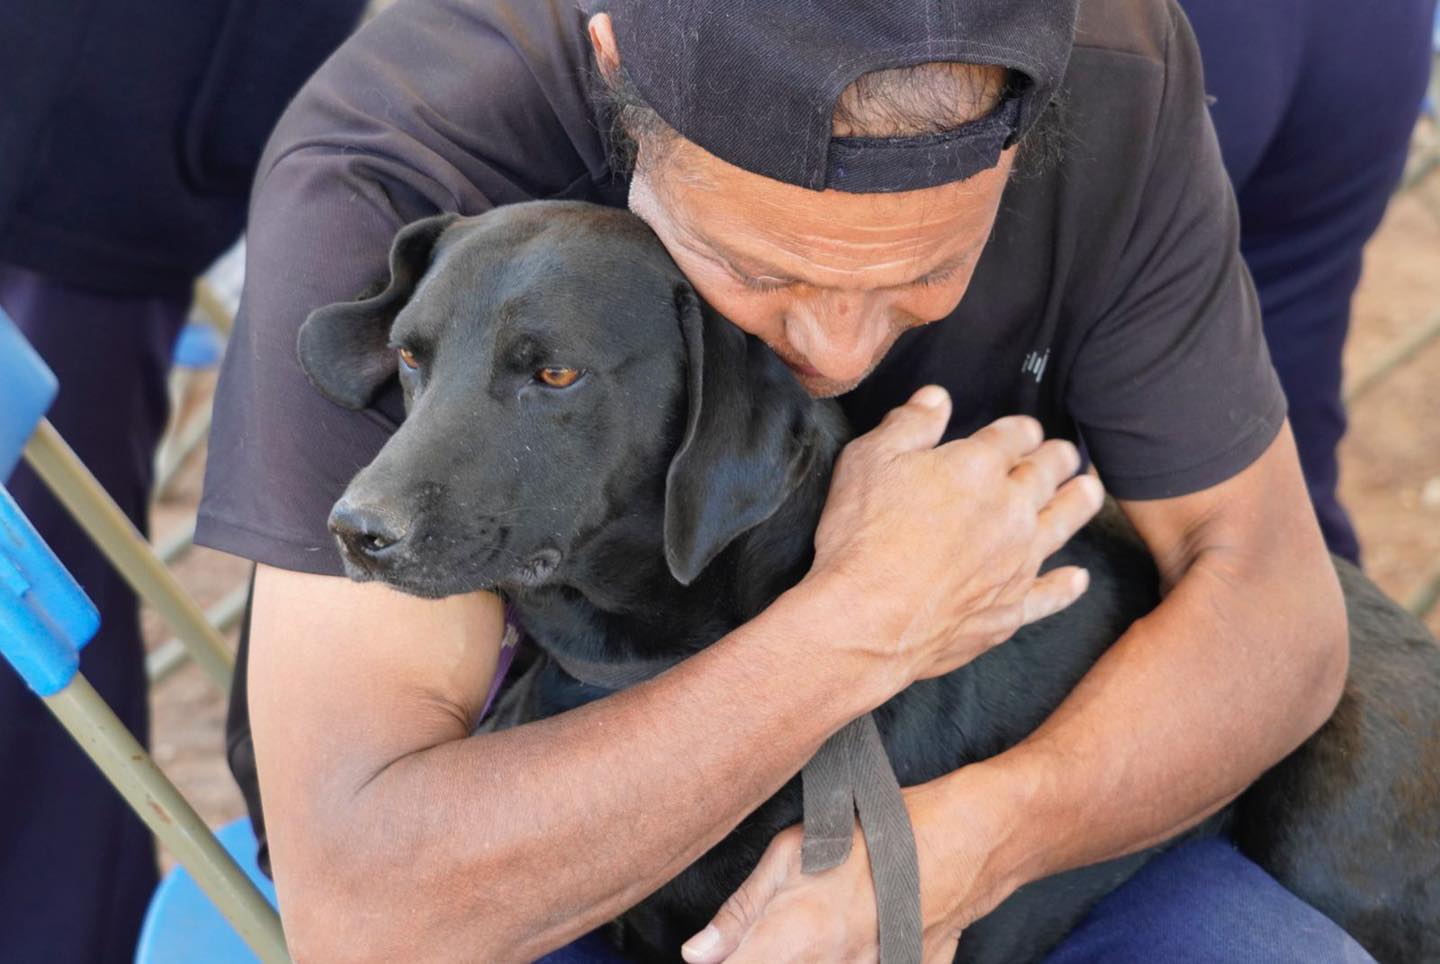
left=196, top=0, right=1285, bottom=576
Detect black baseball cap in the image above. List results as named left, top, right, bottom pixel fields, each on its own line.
left=583, top=0, right=1079, bottom=193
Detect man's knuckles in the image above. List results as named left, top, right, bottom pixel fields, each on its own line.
left=938, top=439, right=1006, bottom=485
left=868, top=398, right=949, bottom=452
left=1053, top=474, right=1105, bottom=523
left=1023, top=440, right=1082, bottom=488
left=972, top=415, right=1044, bottom=458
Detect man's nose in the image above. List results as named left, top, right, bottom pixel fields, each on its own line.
left=328, top=499, right=412, bottom=562
left=783, top=297, right=890, bottom=382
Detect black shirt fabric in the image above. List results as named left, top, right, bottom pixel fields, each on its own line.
left=197, top=0, right=1285, bottom=577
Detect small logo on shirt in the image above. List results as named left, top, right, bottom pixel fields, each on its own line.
left=1021, top=349, right=1050, bottom=383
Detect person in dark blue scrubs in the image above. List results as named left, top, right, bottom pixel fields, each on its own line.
left=0, top=3, right=362, bottom=960
left=1180, top=0, right=1437, bottom=563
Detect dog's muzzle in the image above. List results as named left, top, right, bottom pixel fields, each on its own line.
left=328, top=499, right=411, bottom=569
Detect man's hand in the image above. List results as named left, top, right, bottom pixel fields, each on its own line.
left=680, top=780, right=1009, bottom=964
left=806, top=385, right=1104, bottom=691
left=681, top=825, right=915, bottom=964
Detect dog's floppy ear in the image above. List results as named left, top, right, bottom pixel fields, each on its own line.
left=297, top=212, right=459, bottom=409
left=664, top=284, right=824, bottom=586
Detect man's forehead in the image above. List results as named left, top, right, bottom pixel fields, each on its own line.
left=648, top=138, right=1015, bottom=268
left=655, top=190, right=1000, bottom=293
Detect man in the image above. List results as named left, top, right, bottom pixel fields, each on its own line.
left=200, top=0, right=1358, bottom=959
left=0, top=2, right=361, bottom=960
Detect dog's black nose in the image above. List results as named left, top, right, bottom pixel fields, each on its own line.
left=329, top=500, right=410, bottom=561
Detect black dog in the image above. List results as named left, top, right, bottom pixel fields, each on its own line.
left=299, top=201, right=1440, bottom=963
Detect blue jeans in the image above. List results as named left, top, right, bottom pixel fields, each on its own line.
left=537, top=838, right=1374, bottom=963
left=1043, top=838, right=1374, bottom=963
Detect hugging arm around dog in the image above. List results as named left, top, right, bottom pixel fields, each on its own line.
left=198, top=0, right=1358, bottom=961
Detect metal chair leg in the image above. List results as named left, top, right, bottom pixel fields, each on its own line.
left=148, top=582, right=250, bottom=685
left=44, top=674, right=289, bottom=963
left=22, top=420, right=234, bottom=691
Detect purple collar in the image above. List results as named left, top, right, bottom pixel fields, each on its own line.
left=477, top=604, right=523, bottom=723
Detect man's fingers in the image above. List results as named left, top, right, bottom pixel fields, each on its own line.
left=681, top=840, right=791, bottom=963
left=1022, top=566, right=1091, bottom=625
left=966, top=415, right=1045, bottom=465
left=1009, top=439, right=1082, bottom=508
left=1035, top=474, right=1105, bottom=558
left=869, top=385, right=952, bottom=455
left=682, top=900, right=752, bottom=964
left=725, top=904, right=834, bottom=964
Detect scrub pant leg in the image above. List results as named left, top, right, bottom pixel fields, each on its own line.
left=1182, top=0, right=1438, bottom=564
left=0, top=263, right=186, bottom=963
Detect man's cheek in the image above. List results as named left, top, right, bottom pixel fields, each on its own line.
left=683, top=277, right=782, bottom=340
left=901, top=277, right=974, bottom=323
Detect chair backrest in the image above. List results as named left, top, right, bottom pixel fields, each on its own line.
left=0, top=485, right=100, bottom=696
left=0, top=306, right=91, bottom=696
left=0, top=306, right=57, bottom=480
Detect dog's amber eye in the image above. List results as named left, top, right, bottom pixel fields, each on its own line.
left=397, top=346, right=419, bottom=370
left=537, top=367, right=581, bottom=388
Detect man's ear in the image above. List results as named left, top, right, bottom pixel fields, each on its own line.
left=663, top=284, right=826, bottom=586
left=297, top=212, right=459, bottom=409
left=586, top=13, right=621, bottom=80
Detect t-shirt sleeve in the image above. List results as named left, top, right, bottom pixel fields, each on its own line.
left=1064, top=3, right=1287, bottom=501
left=195, top=0, right=611, bottom=575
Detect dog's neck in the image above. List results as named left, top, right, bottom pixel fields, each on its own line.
left=512, top=403, right=847, bottom=667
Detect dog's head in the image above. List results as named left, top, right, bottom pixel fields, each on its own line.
left=298, top=202, right=832, bottom=598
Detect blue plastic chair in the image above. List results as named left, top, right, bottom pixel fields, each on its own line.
left=153, top=319, right=226, bottom=502
left=0, top=306, right=288, bottom=962
left=137, top=818, right=280, bottom=963
left=0, top=303, right=57, bottom=483
left=1, top=308, right=235, bottom=691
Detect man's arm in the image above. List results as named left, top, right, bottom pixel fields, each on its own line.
left=913, top=422, right=1348, bottom=937
left=249, top=396, right=1102, bottom=962
left=250, top=564, right=877, bottom=962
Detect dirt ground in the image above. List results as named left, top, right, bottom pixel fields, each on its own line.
left=141, top=150, right=1440, bottom=840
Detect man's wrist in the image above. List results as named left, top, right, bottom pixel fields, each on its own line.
left=909, top=751, right=1064, bottom=931
left=764, top=570, right=911, bottom=712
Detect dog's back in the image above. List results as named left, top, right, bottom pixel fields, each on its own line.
left=1234, top=560, right=1440, bottom=961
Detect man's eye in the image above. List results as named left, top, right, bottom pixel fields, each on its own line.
left=536, top=367, right=582, bottom=388
left=914, top=265, right=960, bottom=289
left=736, top=272, right=791, bottom=294
left=398, top=346, right=419, bottom=370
